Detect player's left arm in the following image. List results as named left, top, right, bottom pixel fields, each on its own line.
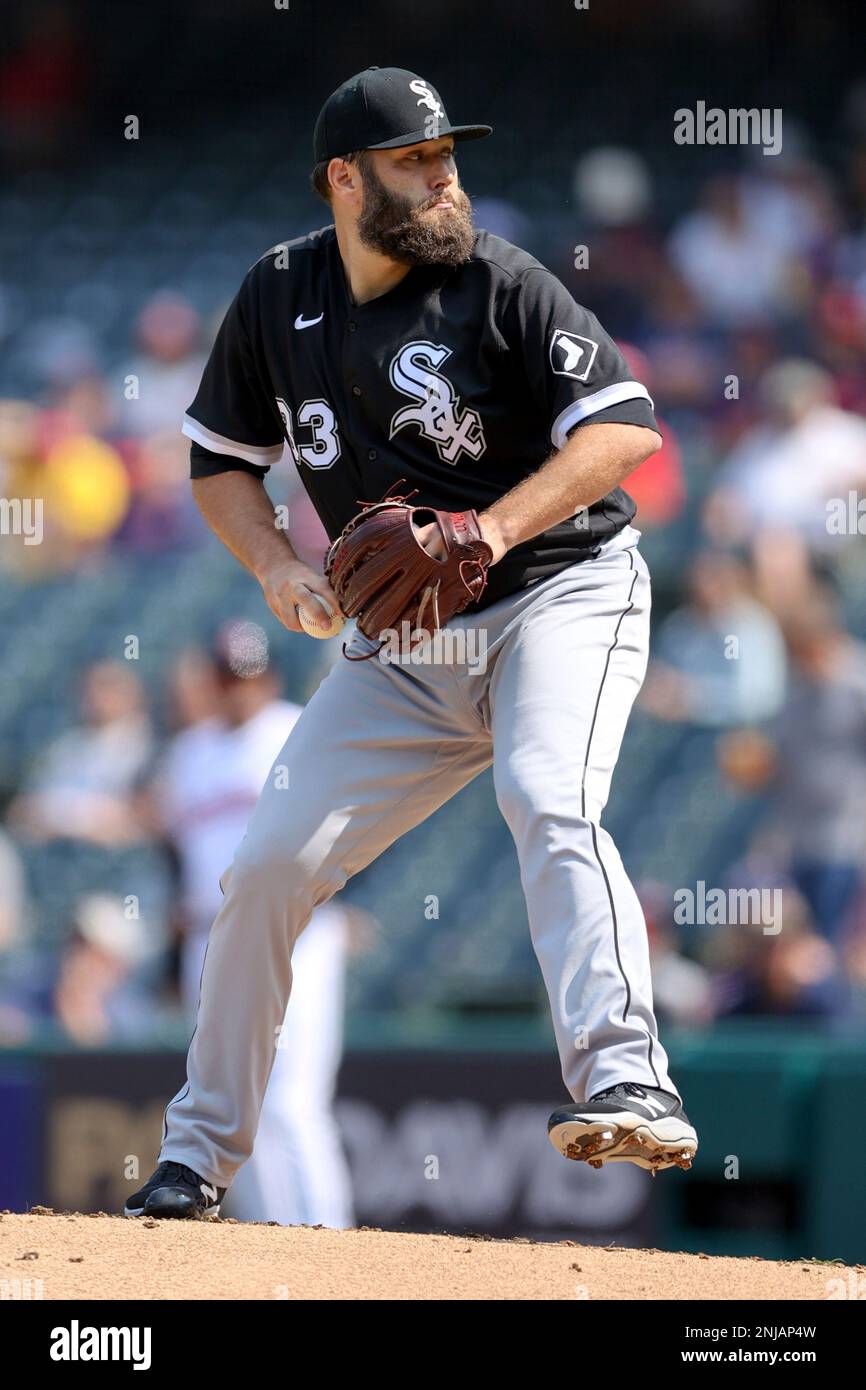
left=475, top=266, right=661, bottom=562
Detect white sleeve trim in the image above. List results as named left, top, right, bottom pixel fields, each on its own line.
left=182, top=414, right=284, bottom=469
left=551, top=382, right=655, bottom=450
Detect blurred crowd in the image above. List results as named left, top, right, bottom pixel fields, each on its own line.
left=0, top=290, right=330, bottom=577
left=0, top=633, right=262, bottom=1043
left=642, top=572, right=866, bottom=1031
left=0, top=622, right=377, bottom=1050
left=2, top=31, right=866, bottom=1042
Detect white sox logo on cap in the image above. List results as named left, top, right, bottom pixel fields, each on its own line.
left=550, top=328, right=599, bottom=382
left=409, top=78, right=445, bottom=119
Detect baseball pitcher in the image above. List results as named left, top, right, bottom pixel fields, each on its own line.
left=126, top=65, right=698, bottom=1220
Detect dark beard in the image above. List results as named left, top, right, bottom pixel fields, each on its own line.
left=356, top=164, right=475, bottom=267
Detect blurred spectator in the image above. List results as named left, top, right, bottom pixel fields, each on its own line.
left=39, top=432, right=129, bottom=544
left=114, top=293, right=206, bottom=438
left=574, top=148, right=652, bottom=229
left=53, top=893, right=165, bottom=1045
left=18, top=318, right=102, bottom=396
left=470, top=197, right=533, bottom=248
left=710, top=889, right=851, bottom=1021
left=1, top=411, right=130, bottom=574
left=0, top=890, right=167, bottom=1047
left=8, top=661, right=154, bottom=846
left=703, top=359, right=866, bottom=553
left=163, top=649, right=221, bottom=733
left=719, top=587, right=866, bottom=941
left=641, top=881, right=714, bottom=1027
left=1, top=664, right=170, bottom=1044
left=642, top=268, right=722, bottom=414
left=668, top=175, right=800, bottom=326
left=740, top=155, right=840, bottom=262
left=38, top=371, right=114, bottom=443
left=814, top=284, right=866, bottom=415
left=0, top=398, right=38, bottom=472
left=114, top=428, right=203, bottom=552
left=555, top=147, right=663, bottom=335
left=640, top=551, right=787, bottom=726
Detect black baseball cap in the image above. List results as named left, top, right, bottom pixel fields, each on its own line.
left=313, top=66, right=492, bottom=163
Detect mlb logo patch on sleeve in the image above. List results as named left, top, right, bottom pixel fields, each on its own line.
left=550, top=329, right=599, bottom=382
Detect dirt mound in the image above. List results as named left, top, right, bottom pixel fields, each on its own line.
left=0, top=1212, right=851, bottom=1300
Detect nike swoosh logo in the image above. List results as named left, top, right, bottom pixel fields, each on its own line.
left=294, top=313, right=324, bottom=329
left=200, top=1183, right=217, bottom=1202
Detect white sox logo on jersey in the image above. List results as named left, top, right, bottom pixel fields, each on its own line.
left=550, top=328, right=599, bottom=382
left=389, top=341, right=486, bottom=465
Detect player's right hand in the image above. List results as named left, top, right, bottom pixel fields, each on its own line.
left=260, top=558, right=344, bottom=634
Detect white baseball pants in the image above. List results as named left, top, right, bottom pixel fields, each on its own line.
left=160, top=525, right=680, bottom=1190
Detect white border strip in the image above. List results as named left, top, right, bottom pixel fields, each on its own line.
left=551, top=382, right=654, bottom=449
left=182, top=414, right=284, bottom=469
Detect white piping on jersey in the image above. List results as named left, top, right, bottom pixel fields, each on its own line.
left=182, top=414, right=285, bottom=470
left=550, top=382, right=654, bottom=450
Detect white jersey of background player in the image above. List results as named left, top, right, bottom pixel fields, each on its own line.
left=156, top=621, right=353, bottom=1228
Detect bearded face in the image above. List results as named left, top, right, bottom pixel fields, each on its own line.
left=355, top=157, right=475, bottom=267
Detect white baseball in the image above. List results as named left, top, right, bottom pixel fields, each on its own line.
left=296, top=596, right=345, bottom=640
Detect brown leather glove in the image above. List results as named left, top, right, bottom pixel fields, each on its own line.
left=324, top=483, right=494, bottom=660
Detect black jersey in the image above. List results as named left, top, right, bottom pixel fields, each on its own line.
left=183, top=224, right=659, bottom=611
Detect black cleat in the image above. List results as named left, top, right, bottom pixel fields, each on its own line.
left=124, top=1161, right=225, bottom=1219
left=548, top=1082, right=698, bottom=1173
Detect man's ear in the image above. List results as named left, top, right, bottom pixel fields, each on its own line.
left=331, top=157, right=360, bottom=200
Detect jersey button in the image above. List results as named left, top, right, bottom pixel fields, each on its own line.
left=348, top=321, right=357, bottom=332
left=352, top=385, right=362, bottom=396
left=367, top=449, right=377, bottom=460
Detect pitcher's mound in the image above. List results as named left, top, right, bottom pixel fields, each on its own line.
left=0, top=1212, right=852, bottom=1300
